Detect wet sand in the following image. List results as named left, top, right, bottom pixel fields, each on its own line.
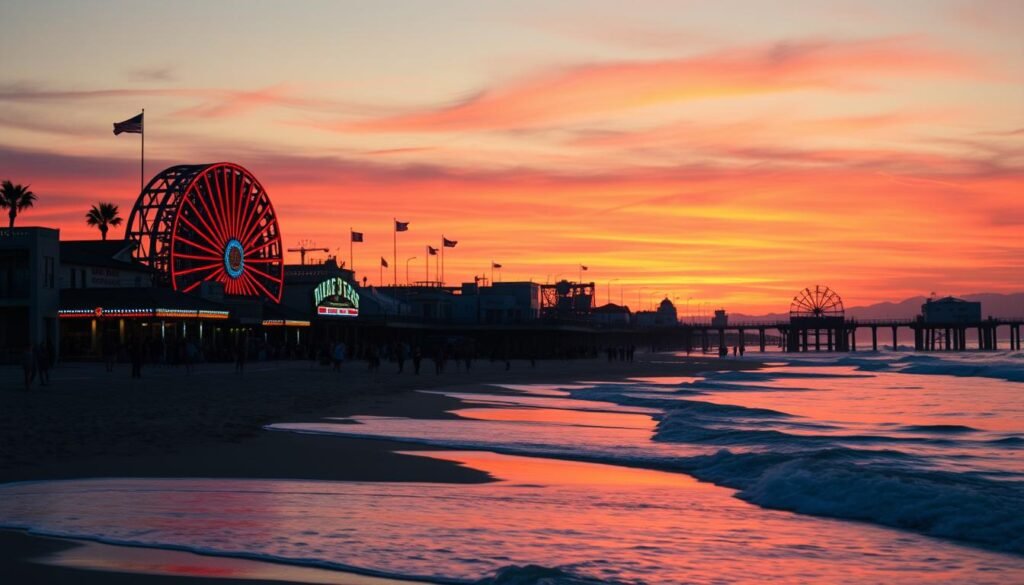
left=0, top=353, right=756, bottom=583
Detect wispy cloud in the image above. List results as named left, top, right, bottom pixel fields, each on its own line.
left=341, top=37, right=977, bottom=133
left=125, top=66, right=177, bottom=83
left=0, top=83, right=345, bottom=119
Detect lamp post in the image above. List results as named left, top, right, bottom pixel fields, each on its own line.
left=686, top=297, right=692, bottom=324
left=405, top=256, right=417, bottom=285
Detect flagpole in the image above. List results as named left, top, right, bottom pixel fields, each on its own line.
left=349, top=228, right=354, bottom=273
left=140, top=108, right=145, bottom=193
left=425, top=246, right=429, bottom=284
left=392, top=218, right=397, bottom=288
left=440, top=236, right=445, bottom=286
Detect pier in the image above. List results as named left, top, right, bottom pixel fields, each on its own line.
left=681, top=317, right=1023, bottom=353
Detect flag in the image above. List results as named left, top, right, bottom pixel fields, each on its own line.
left=351, top=231, right=364, bottom=242
left=113, top=112, right=143, bottom=135
left=492, top=262, right=502, bottom=269
left=581, top=265, right=589, bottom=271
left=443, top=237, right=458, bottom=248
left=428, top=246, right=438, bottom=255
left=395, top=220, right=409, bottom=232
left=380, top=257, right=389, bottom=268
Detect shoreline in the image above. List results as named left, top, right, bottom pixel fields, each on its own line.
left=0, top=353, right=759, bottom=584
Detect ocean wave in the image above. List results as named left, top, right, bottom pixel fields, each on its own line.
left=898, top=424, right=980, bottom=434
left=652, top=405, right=1024, bottom=554
left=726, top=452, right=1024, bottom=554
left=475, top=565, right=623, bottom=585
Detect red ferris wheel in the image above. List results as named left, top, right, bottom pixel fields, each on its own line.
left=125, top=163, right=284, bottom=302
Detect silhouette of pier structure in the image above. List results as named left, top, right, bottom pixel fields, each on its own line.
left=682, top=286, right=1023, bottom=353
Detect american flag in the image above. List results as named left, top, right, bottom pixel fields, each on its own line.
left=380, top=257, right=389, bottom=268
left=443, top=237, right=458, bottom=248
left=492, top=262, right=502, bottom=269
left=113, top=112, right=143, bottom=135
left=351, top=231, right=364, bottom=242
left=395, top=220, right=409, bottom=232
left=428, top=246, right=438, bottom=255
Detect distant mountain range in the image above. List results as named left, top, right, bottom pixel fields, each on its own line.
left=731, top=293, right=1024, bottom=321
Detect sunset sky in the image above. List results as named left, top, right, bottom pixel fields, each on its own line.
left=1, top=0, right=1021, bottom=313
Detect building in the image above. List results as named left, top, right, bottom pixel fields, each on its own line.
left=60, top=240, right=154, bottom=289
left=635, top=298, right=679, bottom=328
left=455, top=281, right=542, bottom=325
left=921, top=296, right=982, bottom=323
left=591, top=303, right=632, bottom=328
left=0, top=227, right=59, bottom=361
left=711, top=309, right=728, bottom=328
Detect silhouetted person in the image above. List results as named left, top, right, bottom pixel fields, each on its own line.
left=129, top=339, right=143, bottom=379
left=412, top=346, right=422, bottom=375
left=184, top=339, right=198, bottom=374
left=36, top=342, right=51, bottom=386
left=397, top=342, right=407, bottom=373
left=22, top=344, right=36, bottom=390
left=235, top=335, right=247, bottom=374
left=102, top=334, right=117, bottom=372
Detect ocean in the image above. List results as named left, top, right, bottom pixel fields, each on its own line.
left=1, top=352, right=1022, bottom=583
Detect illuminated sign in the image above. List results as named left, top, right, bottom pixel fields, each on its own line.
left=313, top=277, right=359, bottom=318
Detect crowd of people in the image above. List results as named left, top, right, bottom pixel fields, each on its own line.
left=20, top=332, right=642, bottom=386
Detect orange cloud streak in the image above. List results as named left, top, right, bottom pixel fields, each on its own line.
left=345, top=38, right=976, bottom=132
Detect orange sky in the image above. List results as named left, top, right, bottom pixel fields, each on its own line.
left=1, top=1, right=1021, bottom=313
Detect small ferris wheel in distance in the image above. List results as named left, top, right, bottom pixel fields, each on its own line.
left=790, top=285, right=844, bottom=319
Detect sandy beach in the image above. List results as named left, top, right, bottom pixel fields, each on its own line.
left=0, top=352, right=755, bottom=583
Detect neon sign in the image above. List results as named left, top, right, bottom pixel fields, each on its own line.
left=313, top=277, right=359, bottom=318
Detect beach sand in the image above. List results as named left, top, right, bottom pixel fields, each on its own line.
left=0, top=353, right=756, bottom=583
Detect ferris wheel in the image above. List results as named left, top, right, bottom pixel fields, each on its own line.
left=125, top=162, right=284, bottom=302
left=790, top=285, right=844, bottom=319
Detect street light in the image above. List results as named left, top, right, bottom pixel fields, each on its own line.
left=405, top=256, right=417, bottom=285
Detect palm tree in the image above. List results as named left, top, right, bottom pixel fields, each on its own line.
left=0, top=181, right=37, bottom=228
left=85, top=202, right=124, bottom=240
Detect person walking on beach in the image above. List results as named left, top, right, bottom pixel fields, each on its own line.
left=36, top=342, right=51, bottom=386
left=129, top=339, right=143, bottom=379
left=396, top=342, right=407, bottom=373
left=235, top=334, right=247, bottom=374
left=332, top=341, right=346, bottom=372
left=184, top=339, right=198, bottom=374
left=21, top=344, right=36, bottom=390
left=102, top=334, right=117, bottom=372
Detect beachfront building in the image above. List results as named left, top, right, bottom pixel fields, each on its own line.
left=56, top=239, right=230, bottom=358
left=454, top=281, right=543, bottom=325
left=711, top=309, right=728, bottom=328
left=921, top=296, right=982, bottom=323
left=591, top=303, right=632, bottom=328
left=634, top=298, right=679, bottom=328
left=0, top=227, right=59, bottom=362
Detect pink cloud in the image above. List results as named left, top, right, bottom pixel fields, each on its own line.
left=342, top=37, right=978, bottom=133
